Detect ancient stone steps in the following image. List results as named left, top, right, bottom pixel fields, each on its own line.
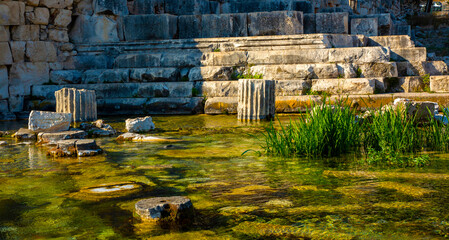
left=74, top=34, right=415, bottom=55
left=204, top=92, right=449, bottom=114
left=27, top=97, right=204, bottom=115
left=32, top=82, right=195, bottom=100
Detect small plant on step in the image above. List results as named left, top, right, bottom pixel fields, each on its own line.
left=356, top=68, right=363, bottom=78
left=421, top=74, right=431, bottom=92
left=192, top=87, right=199, bottom=97
left=213, top=48, right=221, bottom=52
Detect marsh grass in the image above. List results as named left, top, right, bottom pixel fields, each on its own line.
left=261, top=101, right=449, bottom=166
left=262, top=101, right=360, bottom=158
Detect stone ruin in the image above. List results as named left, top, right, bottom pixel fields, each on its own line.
left=1, top=0, right=449, bottom=120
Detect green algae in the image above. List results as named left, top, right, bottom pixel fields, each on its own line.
left=2, top=115, right=449, bottom=239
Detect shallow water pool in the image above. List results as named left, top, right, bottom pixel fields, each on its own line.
left=1, top=114, right=449, bottom=239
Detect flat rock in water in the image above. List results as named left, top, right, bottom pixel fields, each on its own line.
left=0, top=141, right=7, bottom=146
left=38, top=130, right=87, bottom=144
left=116, top=132, right=179, bottom=142
left=28, top=110, right=72, bottom=133
left=135, top=196, right=194, bottom=225
left=80, top=119, right=117, bottom=137
left=13, top=128, right=37, bottom=141
left=70, top=182, right=144, bottom=201
left=48, top=139, right=102, bottom=157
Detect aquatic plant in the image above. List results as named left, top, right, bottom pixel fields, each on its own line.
left=262, top=100, right=361, bottom=158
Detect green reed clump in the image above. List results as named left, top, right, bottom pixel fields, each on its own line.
left=262, top=101, right=360, bottom=158
left=423, top=108, right=449, bottom=152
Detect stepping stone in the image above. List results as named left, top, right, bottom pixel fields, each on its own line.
left=13, top=128, right=36, bottom=141
left=38, top=130, right=87, bottom=144
left=0, top=141, right=7, bottom=146
left=135, top=196, right=194, bottom=226
left=48, top=139, right=102, bottom=157
left=70, top=182, right=144, bottom=201
left=116, top=133, right=179, bottom=142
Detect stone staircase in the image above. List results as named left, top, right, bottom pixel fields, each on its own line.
left=29, top=33, right=449, bottom=115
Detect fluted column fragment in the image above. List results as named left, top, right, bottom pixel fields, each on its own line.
left=55, top=88, right=97, bottom=122
left=237, top=79, right=275, bottom=121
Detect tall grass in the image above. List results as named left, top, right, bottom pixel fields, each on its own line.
left=261, top=101, right=449, bottom=166
left=262, top=101, right=360, bottom=158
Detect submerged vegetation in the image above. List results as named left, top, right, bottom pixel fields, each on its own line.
left=261, top=100, right=449, bottom=167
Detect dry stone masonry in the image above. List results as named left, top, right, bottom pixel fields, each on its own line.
left=3, top=0, right=449, bottom=118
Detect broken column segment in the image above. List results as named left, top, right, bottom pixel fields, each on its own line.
left=55, top=88, right=97, bottom=122
left=237, top=79, right=275, bottom=121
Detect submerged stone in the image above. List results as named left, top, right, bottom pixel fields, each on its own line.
left=135, top=196, right=194, bottom=227
left=0, top=141, right=7, bottom=146
left=80, top=119, right=117, bottom=137
left=70, top=181, right=144, bottom=201
left=116, top=133, right=179, bottom=142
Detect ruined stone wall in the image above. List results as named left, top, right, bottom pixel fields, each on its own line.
left=0, top=0, right=74, bottom=119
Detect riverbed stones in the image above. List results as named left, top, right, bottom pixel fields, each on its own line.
left=135, top=196, right=194, bottom=226
left=48, top=139, right=103, bottom=157
left=38, top=130, right=87, bottom=144
left=28, top=110, right=72, bottom=132
left=55, top=88, right=97, bottom=122
left=237, top=79, right=275, bottom=121
left=126, top=116, right=155, bottom=133
left=70, top=182, right=144, bottom=201
left=13, top=128, right=37, bottom=141
left=116, top=132, right=179, bottom=142
left=80, top=119, right=117, bottom=137
left=388, top=98, right=438, bottom=122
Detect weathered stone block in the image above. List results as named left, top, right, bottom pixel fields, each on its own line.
left=178, top=15, right=202, bottom=39
left=390, top=48, right=427, bottom=62
left=64, top=55, right=113, bottom=70
left=53, top=9, right=72, bottom=28
left=292, top=0, right=313, bottom=13
left=0, top=66, right=8, bottom=99
left=316, top=12, right=349, bottom=34
left=328, top=47, right=389, bottom=63
left=122, top=15, right=177, bottom=41
left=160, top=52, right=202, bottom=67
left=201, top=13, right=247, bottom=38
left=9, top=62, right=49, bottom=96
left=0, top=1, right=25, bottom=25
left=49, top=29, right=69, bottom=42
left=248, top=11, right=303, bottom=36
left=249, top=64, right=339, bottom=80
left=82, top=69, right=129, bottom=84
left=311, top=78, right=376, bottom=95
left=126, top=116, right=155, bottom=133
left=303, top=13, right=316, bottom=34
left=368, top=35, right=414, bottom=48
left=195, top=81, right=238, bottom=97
left=11, top=25, right=39, bottom=41
left=164, top=0, right=210, bottom=15
left=397, top=61, right=448, bottom=77
left=50, top=70, right=83, bottom=84
left=0, top=26, right=9, bottom=41
left=29, top=110, right=72, bottom=132
left=26, top=7, right=49, bottom=25
left=114, top=54, right=161, bottom=68
left=205, top=97, right=237, bottom=114
left=0, top=42, right=13, bottom=65
left=431, top=76, right=449, bottom=93
left=351, top=18, right=377, bottom=36
left=70, top=15, right=119, bottom=43
left=188, top=66, right=233, bottom=81
left=130, top=68, right=180, bottom=82
left=40, top=0, right=73, bottom=9
left=26, top=41, right=57, bottom=62
left=131, top=0, right=164, bottom=14
left=94, top=0, right=128, bottom=15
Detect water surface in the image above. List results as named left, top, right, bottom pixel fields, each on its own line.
left=1, top=114, right=449, bottom=239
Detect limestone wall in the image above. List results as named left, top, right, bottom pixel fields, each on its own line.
left=0, top=0, right=74, bottom=119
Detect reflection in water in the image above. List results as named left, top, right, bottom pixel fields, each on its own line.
left=0, top=115, right=449, bottom=239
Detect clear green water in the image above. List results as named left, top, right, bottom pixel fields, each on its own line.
left=1, top=114, right=449, bottom=239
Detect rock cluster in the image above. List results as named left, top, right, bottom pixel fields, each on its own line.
left=48, top=139, right=102, bottom=157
